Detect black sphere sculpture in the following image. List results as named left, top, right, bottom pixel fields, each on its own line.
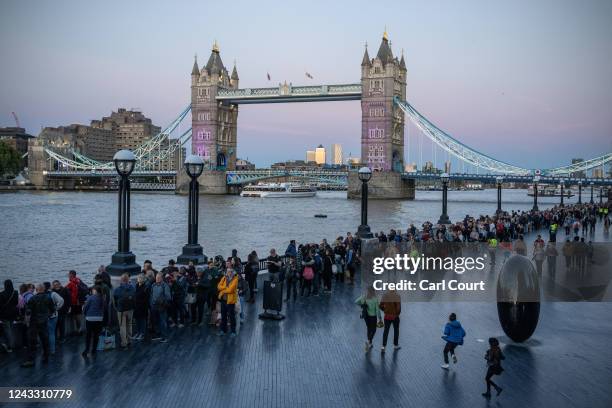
left=497, top=255, right=540, bottom=342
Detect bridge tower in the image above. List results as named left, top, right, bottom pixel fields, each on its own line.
left=349, top=31, right=414, bottom=199
left=189, top=41, right=239, bottom=193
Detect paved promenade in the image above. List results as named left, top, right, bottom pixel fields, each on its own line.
left=2, top=222, right=611, bottom=407
left=2, top=285, right=612, bottom=407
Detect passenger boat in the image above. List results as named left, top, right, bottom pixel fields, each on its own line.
left=527, top=185, right=574, bottom=198
left=240, top=183, right=317, bottom=198
left=130, top=224, right=147, bottom=231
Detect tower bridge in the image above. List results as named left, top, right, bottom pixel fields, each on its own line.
left=32, top=32, right=612, bottom=196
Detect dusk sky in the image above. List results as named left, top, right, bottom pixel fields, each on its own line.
left=1, top=0, right=611, bottom=169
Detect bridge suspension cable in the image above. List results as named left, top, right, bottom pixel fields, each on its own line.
left=394, top=96, right=532, bottom=175
left=543, top=153, right=612, bottom=177
left=44, top=105, right=192, bottom=172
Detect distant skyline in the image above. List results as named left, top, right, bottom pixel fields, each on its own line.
left=1, top=0, right=611, bottom=169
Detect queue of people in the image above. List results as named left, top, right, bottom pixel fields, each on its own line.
left=0, top=201, right=608, bottom=399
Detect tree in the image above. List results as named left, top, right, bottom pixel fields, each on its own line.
left=0, top=140, right=22, bottom=178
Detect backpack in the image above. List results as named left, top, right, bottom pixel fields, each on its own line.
left=359, top=301, right=368, bottom=319
left=118, top=287, right=135, bottom=311
left=171, top=281, right=185, bottom=300
left=77, top=280, right=89, bottom=303
left=303, top=266, right=314, bottom=280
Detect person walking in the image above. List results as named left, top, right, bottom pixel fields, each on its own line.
left=441, top=312, right=466, bottom=369
left=113, top=273, right=136, bottom=348
left=532, top=244, right=545, bottom=276
left=149, top=274, right=171, bottom=343
left=133, top=274, right=149, bottom=340
left=545, top=242, right=558, bottom=278
left=379, top=289, right=401, bottom=353
left=482, top=337, right=505, bottom=398
left=0, top=279, right=19, bottom=353
left=217, top=267, right=238, bottom=337
left=81, top=286, right=105, bottom=358
left=21, top=284, right=55, bottom=367
left=355, top=286, right=382, bottom=352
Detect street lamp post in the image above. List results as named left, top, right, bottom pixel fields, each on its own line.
left=532, top=176, right=540, bottom=212
left=106, top=150, right=140, bottom=276
left=590, top=182, right=594, bottom=204
left=496, top=176, right=503, bottom=214
left=559, top=178, right=565, bottom=207
left=177, top=155, right=207, bottom=265
left=357, top=167, right=373, bottom=239
left=577, top=180, right=582, bottom=204
left=437, top=173, right=451, bottom=225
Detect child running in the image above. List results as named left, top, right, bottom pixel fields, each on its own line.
left=440, top=312, right=466, bottom=369
left=482, top=337, right=505, bottom=398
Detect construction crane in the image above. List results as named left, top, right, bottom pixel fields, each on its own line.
left=11, top=111, right=21, bottom=127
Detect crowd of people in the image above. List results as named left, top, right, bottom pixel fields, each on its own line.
left=0, top=200, right=609, bottom=398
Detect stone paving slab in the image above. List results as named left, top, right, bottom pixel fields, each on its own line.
left=2, top=275, right=611, bottom=408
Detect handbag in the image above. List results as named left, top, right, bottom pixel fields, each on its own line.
left=331, top=264, right=338, bottom=274
left=97, top=328, right=116, bottom=351
left=185, top=293, right=196, bottom=304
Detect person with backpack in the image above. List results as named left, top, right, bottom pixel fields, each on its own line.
left=482, top=337, right=505, bottom=398
left=301, top=250, right=315, bottom=297
left=21, top=284, right=55, bottom=367
left=81, top=285, right=105, bottom=358
left=113, top=273, right=136, bottom=348
left=441, top=312, right=466, bottom=369
left=0, top=279, right=19, bottom=353
left=355, top=286, right=382, bottom=352
left=43, top=282, right=64, bottom=355
left=66, top=270, right=88, bottom=336
left=150, top=273, right=171, bottom=343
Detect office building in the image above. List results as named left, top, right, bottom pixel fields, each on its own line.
left=0, top=127, right=34, bottom=168
left=306, top=150, right=316, bottom=163
left=331, top=143, right=343, bottom=165
left=315, top=144, right=326, bottom=165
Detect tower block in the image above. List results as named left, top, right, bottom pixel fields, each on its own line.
left=190, top=41, right=239, bottom=194
left=349, top=31, right=415, bottom=199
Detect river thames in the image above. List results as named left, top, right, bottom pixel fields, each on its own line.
left=0, top=189, right=581, bottom=283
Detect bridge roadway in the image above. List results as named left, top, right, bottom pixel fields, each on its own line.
left=44, top=169, right=612, bottom=188
left=2, top=223, right=612, bottom=407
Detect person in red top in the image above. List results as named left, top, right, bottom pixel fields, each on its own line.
left=65, top=270, right=85, bottom=335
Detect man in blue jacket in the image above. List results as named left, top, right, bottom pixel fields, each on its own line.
left=113, top=274, right=136, bottom=348
left=441, top=312, right=466, bottom=369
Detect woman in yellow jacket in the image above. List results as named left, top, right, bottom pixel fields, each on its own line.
left=217, top=267, right=239, bottom=337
